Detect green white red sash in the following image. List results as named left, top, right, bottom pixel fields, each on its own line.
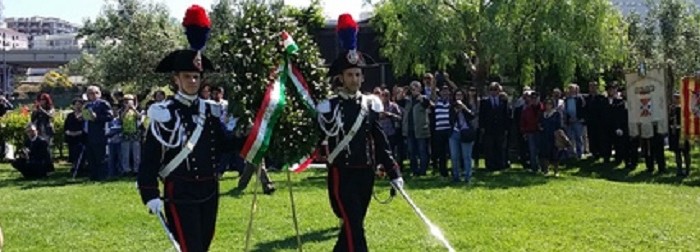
left=240, top=65, right=287, bottom=165
left=240, top=31, right=317, bottom=167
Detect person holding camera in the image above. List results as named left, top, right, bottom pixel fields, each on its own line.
left=119, top=94, right=142, bottom=175
left=449, top=88, right=476, bottom=183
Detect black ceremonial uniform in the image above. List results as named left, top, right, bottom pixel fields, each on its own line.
left=320, top=13, right=402, bottom=252
left=137, top=5, right=224, bottom=251
left=584, top=92, right=607, bottom=160
left=601, top=95, right=629, bottom=165
left=669, top=104, right=691, bottom=176
left=138, top=95, right=225, bottom=251
left=319, top=93, right=401, bottom=252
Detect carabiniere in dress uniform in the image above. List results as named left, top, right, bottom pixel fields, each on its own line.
left=317, top=13, right=404, bottom=252
left=137, top=5, right=227, bottom=252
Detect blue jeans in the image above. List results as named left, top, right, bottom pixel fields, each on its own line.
left=449, top=131, right=474, bottom=182
left=525, top=133, right=539, bottom=171
left=120, top=140, right=140, bottom=173
left=407, top=135, right=429, bottom=175
left=107, top=142, right=121, bottom=178
left=566, top=122, right=584, bottom=158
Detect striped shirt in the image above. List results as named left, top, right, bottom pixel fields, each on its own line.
left=434, top=99, right=451, bottom=131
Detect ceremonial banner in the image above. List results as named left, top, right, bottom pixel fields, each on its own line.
left=625, top=68, right=668, bottom=138
left=680, top=77, right=700, bottom=141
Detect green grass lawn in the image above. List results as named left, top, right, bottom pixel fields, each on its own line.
left=1, top=154, right=700, bottom=252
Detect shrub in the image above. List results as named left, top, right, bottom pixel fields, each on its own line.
left=0, top=111, right=31, bottom=147
left=0, top=109, right=67, bottom=157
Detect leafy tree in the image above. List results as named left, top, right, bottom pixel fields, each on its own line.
left=371, top=0, right=627, bottom=91
left=70, top=0, right=182, bottom=94
left=625, top=0, right=700, bottom=104
left=42, top=69, right=72, bottom=91
left=207, top=0, right=237, bottom=69
left=209, top=0, right=330, bottom=165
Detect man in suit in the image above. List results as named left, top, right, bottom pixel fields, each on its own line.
left=11, top=123, right=53, bottom=179
left=84, top=85, right=113, bottom=181
left=584, top=81, right=607, bottom=161
left=479, top=82, right=510, bottom=171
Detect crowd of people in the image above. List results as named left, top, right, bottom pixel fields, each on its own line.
left=1, top=85, right=276, bottom=194
left=373, top=72, right=693, bottom=182
left=1, top=73, right=694, bottom=182
left=1, top=7, right=696, bottom=251
left=1, top=73, right=693, bottom=182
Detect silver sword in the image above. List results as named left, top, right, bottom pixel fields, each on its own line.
left=390, top=181, right=456, bottom=252
left=156, top=210, right=182, bottom=252
left=135, top=182, right=182, bottom=252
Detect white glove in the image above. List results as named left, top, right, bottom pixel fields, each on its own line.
left=615, top=129, right=623, bottom=136
left=146, top=198, right=163, bottom=214
left=391, top=177, right=404, bottom=190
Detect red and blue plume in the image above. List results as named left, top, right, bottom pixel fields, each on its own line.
left=336, top=13, right=358, bottom=51
left=182, top=5, right=211, bottom=51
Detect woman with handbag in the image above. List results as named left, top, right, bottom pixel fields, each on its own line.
left=449, top=89, right=476, bottom=183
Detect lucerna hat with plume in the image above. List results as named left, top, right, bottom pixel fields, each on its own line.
left=155, top=5, right=214, bottom=73
left=328, top=13, right=377, bottom=77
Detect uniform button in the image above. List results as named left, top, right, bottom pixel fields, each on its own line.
left=194, top=168, right=198, bottom=171
left=191, top=158, right=196, bottom=162
left=210, top=130, right=215, bottom=134
left=211, top=147, right=215, bottom=151
left=195, top=175, right=199, bottom=179
left=211, top=156, right=216, bottom=160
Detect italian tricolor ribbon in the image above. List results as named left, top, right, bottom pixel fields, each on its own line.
left=240, top=31, right=317, bottom=166
left=288, top=149, right=319, bottom=173
left=241, top=65, right=287, bottom=165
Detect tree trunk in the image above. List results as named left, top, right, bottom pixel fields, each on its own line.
left=666, top=62, right=675, bottom=113
left=472, top=58, right=489, bottom=92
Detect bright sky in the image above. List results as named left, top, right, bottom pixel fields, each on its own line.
left=3, top=0, right=372, bottom=26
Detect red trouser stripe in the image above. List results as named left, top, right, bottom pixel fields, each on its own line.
left=332, top=167, right=355, bottom=252
left=167, top=181, right=188, bottom=252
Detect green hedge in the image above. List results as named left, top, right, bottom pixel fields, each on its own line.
left=0, top=109, right=67, bottom=158
left=0, top=111, right=31, bottom=147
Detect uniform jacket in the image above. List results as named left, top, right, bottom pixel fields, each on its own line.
left=137, top=97, right=227, bottom=204
left=318, top=93, right=401, bottom=179
left=584, top=94, right=606, bottom=126
left=603, top=97, right=628, bottom=135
